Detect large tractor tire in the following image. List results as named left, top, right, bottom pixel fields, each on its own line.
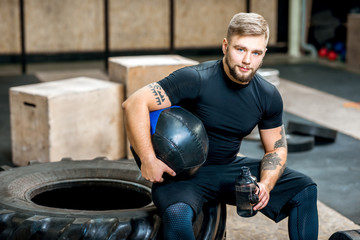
left=0, top=157, right=226, bottom=239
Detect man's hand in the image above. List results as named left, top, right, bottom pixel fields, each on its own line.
left=141, top=157, right=176, bottom=183
left=253, top=182, right=270, bottom=211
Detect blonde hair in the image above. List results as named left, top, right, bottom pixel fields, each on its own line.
left=226, top=12, right=269, bottom=44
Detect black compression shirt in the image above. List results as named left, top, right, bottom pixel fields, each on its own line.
left=158, top=60, right=283, bottom=164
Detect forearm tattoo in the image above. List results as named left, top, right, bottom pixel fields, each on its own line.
left=148, top=83, right=166, bottom=105
left=261, top=152, right=282, bottom=171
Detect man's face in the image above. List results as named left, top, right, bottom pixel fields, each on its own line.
left=222, top=35, right=267, bottom=84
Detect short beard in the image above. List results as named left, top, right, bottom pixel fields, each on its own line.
left=224, top=53, right=262, bottom=84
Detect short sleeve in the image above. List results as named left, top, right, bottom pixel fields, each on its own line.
left=258, top=88, right=283, bottom=129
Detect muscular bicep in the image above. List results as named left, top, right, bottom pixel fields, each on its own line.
left=145, top=83, right=172, bottom=110
left=259, top=125, right=287, bottom=154
left=123, top=82, right=172, bottom=112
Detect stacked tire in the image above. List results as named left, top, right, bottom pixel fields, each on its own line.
left=286, top=121, right=338, bottom=153
left=329, top=230, right=360, bottom=240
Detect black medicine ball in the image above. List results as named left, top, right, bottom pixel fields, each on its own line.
left=131, top=106, right=209, bottom=180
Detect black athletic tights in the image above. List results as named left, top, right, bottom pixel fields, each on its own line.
left=287, top=184, right=318, bottom=240
left=162, top=185, right=318, bottom=240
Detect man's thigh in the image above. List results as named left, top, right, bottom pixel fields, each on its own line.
left=152, top=163, right=228, bottom=215
left=220, top=157, right=316, bottom=222
left=209, top=157, right=316, bottom=222
left=152, top=156, right=315, bottom=222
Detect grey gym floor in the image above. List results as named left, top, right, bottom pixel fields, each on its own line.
left=0, top=53, right=359, bottom=232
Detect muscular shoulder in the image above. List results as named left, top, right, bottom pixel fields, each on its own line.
left=253, top=73, right=278, bottom=94
left=158, top=60, right=222, bottom=104
left=166, top=60, right=221, bottom=80
left=251, top=73, right=282, bottom=106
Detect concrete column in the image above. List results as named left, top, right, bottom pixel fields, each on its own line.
left=288, top=0, right=302, bottom=57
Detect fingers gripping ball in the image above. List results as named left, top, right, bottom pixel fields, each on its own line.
left=131, top=106, right=209, bottom=180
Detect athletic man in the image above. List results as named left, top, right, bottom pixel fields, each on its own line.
left=123, top=12, right=318, bottom=240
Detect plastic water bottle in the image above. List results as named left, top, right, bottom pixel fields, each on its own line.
left=235, top=166, right=259, bottom=217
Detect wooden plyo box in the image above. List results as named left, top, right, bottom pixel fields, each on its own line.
left=108, top=55, right=199, bottom=97
left=108, top=55, right=199, bottom=158
left=346, top=14, right=360, bottom=69
left=10, top=77, right=125, bottom=166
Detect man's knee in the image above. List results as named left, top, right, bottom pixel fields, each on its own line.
left=163, top=202, right=194, bottom=221
left=289, top=184, right=318, bottom=207
left=162, top=202, right=196, bottom=240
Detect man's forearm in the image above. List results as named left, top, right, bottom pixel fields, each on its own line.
left=122, top=94, right=156, bottom=164
left=260, top=126, right=287, bottom=191
left=260, top=151, right=287, bottom=191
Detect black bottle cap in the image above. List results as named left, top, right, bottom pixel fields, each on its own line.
left=240, top=166, right=251, bottom=176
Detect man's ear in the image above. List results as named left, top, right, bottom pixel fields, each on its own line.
left=222, top=38, right=228, bottom=55
left=263, top=47, right=268, bottom=58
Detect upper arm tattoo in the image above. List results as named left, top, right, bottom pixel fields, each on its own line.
left=148, top=83, right=166, bottom=105
left=274, top=126, right=287, bottom=149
